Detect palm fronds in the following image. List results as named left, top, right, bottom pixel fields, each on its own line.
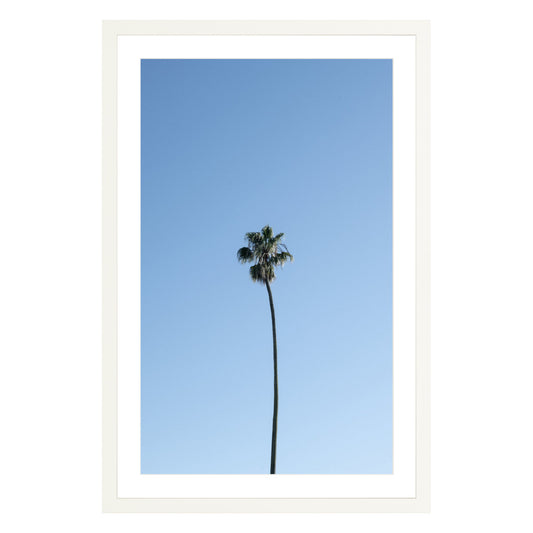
left=237, top=225, right=293, bottom=284
left=237, top=246, right=254, bottom=263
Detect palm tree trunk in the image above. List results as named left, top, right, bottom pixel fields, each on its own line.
left=265, top=280, right=278, bottom=474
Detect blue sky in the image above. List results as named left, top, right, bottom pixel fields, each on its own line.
left=140, top=59, right=392, bottom=474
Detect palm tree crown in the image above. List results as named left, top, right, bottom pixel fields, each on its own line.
left=237, top=225, right=293, bottom=284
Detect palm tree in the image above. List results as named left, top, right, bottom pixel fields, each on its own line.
left=237, top=225, right=293, bottom=474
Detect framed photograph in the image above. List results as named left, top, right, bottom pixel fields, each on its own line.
left=102, top=20, right=430, bottom=513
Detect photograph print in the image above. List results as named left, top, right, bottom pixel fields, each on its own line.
left=140, top=58, right=392, bottom=475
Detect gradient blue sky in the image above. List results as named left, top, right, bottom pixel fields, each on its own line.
left=141, top=59, right=392, bottom=474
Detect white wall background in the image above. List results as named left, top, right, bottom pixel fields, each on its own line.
left=0, top=1, right=532, bottom=531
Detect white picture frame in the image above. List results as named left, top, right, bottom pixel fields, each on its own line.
left=102, top=19, right=430, bottom=513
